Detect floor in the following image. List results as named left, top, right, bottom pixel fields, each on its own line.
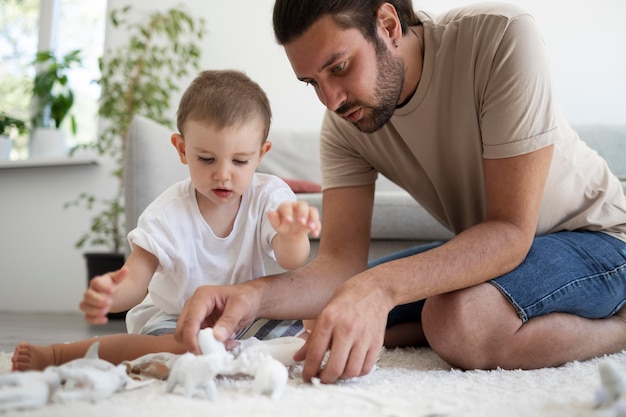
left=0, top=312, right=127, bottom=353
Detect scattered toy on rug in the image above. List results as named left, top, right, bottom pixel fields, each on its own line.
left=0, top=368, right=60, bottom=412
left=595, top=359, right=626, bottom=416
left=165, top=328, right=292, bottom=400
left=0, top=342, right=150, bottom=411
left=126, top=329, right=305, bottom=381
left=0, top=330, right=308, bottom=410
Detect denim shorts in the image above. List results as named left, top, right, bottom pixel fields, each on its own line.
left=377, top=231, right=626, bottom=327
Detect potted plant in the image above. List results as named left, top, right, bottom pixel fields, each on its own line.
left=0, top=112, right=27, bottom=160
left=29, top=49, right=81, bottom=158
left=66, top=6, right=205, bottom=310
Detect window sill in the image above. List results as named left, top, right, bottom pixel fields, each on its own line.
left=0, top=156, right=99, bottom=170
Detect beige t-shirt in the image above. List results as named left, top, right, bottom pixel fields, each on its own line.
left=320, top=3, right=626, bottom=241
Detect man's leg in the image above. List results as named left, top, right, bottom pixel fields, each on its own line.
left=422, top=284, right=626, bottom=369
left=422, top=231, right=626, bottom=370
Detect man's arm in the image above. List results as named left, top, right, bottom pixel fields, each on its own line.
left=175, top=184, right=376, bottom=353
left=299, top=145, right=554, bottom=383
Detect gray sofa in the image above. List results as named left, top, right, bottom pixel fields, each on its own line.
left=125, top=115, right=626, bottom=273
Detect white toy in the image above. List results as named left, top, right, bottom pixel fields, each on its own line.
left=238, top=352, right=288, bottom=401
left=165, top=328, right=291, bottom=400
left=595, top=359, right=626, bottom=416
left=0, top=369, right=61, bottom=412
left=0, top=341, right=150, bottom=411
left=236, top=336, right=304, bottom=367
left=165, top=352, right=226, bottom=400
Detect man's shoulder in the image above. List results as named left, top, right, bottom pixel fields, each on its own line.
left=428, top=2, right=532, bottom=26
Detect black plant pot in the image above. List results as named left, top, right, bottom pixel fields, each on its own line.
left=84, top=252, right=127, bottom=320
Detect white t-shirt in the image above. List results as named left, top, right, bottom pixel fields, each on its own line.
left=125, top=173, right=296, bottom=333
left=320, top=3, right=626, bottom=241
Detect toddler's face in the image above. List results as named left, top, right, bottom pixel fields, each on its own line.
left=175, top=119, right=270, bottom=208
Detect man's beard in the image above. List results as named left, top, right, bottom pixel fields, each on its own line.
left=337, top=41, right=405, bottom=133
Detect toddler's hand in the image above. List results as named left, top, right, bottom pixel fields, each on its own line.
left=79, top=268, right=128, bottom=325
left=268, top=201, right=321, bottom=238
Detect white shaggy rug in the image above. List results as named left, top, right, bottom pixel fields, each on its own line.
left=1, top=348, right=625, bottom=417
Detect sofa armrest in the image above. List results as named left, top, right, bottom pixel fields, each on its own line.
left=125, top=115, right=188, bottom=235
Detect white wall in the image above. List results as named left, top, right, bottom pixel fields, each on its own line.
left=1, top=0, right=624, bottom=314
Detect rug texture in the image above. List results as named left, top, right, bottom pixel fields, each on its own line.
left=1, top=348, right=625, bottom=416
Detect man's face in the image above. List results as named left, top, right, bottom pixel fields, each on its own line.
left=285, top=15, right=405, bottom=133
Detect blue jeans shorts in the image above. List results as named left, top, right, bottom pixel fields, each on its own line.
left=376, top=231, right=626, bottom=327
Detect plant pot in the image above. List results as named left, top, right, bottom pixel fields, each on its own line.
left=0, top=136, right=11, bottom=160
left=29, top=127, right=68, bottom=158
left=84, top=252, right=127, bottom=320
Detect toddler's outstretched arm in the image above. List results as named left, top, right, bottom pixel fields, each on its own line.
left=268, top=200, right=321, bottom=270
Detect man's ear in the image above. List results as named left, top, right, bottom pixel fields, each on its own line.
left=171, top=133, right=188, bottom=165
left=376, top=2, right=402, bottom=45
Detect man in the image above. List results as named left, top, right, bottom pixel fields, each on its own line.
left=176, top=0, right=626, bottom=384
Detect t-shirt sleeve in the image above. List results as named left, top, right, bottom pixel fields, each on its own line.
left=480, top=13, right=560, bottom=159
left=127, top=212, right=176, bottom=271
left=319, top=110, right=379, bottom=190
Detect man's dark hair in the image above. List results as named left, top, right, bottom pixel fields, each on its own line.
left=273, top=0, right=421, bottom=45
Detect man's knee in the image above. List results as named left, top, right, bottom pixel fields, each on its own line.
left=422, top=285, right=520, bottom=370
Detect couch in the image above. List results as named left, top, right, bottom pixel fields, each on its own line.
left=125, top=115, right=626, bottom=274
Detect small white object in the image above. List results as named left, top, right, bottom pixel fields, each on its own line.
left=237, top=336, right=304, bottom=367
left=165, top=351, right=233, bottom=400
left=165, top=329, right=292, bottom=400
left=243, top=353, right=288, bottom=401
left=0, top=369, right=60, bottom=411
left=49, top=341, right=147, bottom=403
left=198, top=328, right=228, bottom=356
left=51, top=363, right=129, bottom=403
left=596, top=360, right=626, bottom=412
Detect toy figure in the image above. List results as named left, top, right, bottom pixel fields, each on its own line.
left=0, top=369, right=60, bottom=411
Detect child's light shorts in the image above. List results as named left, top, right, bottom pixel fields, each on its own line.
left=138, top=316, right=304, bottom=340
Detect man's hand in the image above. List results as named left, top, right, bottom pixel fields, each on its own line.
left=174, top=283, right=262, bottom=354
left=294, top=281, right=389, bottom=383
left=79, top=268, right=128, bottom=325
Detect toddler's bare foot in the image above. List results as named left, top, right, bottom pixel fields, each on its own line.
left=12, top=342, right=56, bottom=371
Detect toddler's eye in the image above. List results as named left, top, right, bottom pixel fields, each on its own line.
left=234, top=159, right=249, bottom=166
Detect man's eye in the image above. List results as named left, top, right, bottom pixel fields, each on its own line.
left=234, top=160, right=249, bottom=166
left=331, top=62, right=346, bottom=73
left=305, top=79, right=318, bottom=87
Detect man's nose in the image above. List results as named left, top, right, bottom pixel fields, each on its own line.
left=317, top=81, right=345, bottom=113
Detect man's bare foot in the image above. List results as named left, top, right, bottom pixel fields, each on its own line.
left=12, top=343, right=56, bottom=371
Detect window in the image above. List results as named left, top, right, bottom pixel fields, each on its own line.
left=0, top=0, right=106, bottom=159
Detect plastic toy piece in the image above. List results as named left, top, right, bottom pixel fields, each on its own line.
left=595, top=359, right=626, bottom=415
left=0, top=369, right=61, bottom=412
left=236, top=336, right=305, bottom=367
left=0, top=341, right=151, bottom=410
left=166, top=352, right=227, bottom=400
left=165, top=328, right=291, bottom=400
left=238, top=352, right=288, bottom=400
left=50, top=341, right=149, bottom=403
